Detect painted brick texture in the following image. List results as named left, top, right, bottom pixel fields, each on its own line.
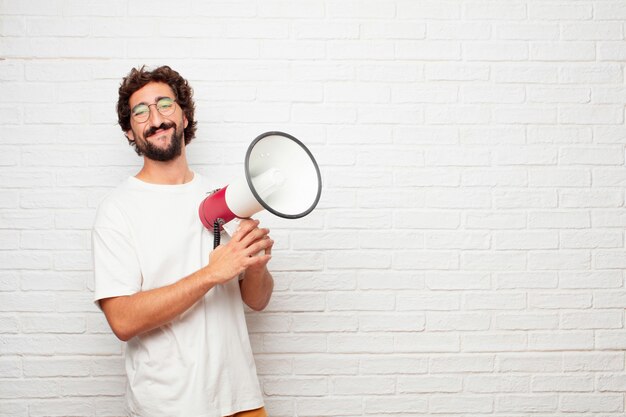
left=1, top=1, right=626, bottom=416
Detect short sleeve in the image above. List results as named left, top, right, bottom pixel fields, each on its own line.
left=92, top=200, right=142, bottom=309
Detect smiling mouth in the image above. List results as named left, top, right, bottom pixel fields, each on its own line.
left=147, top=127, right=172, bottom=139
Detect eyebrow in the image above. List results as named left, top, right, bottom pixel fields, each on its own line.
left=131, top=96, right=173, bottom=109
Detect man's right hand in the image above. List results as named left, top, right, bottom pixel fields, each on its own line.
left=205, top=219, right=272, bottom=285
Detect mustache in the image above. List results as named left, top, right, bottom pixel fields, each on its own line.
left=145, top=122, right=175, bottom=138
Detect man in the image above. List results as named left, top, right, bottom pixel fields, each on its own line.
left=92, top=65, right=273, bottom=417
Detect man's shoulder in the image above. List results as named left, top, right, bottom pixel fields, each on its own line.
left=93, top=178, right=135, bottom=229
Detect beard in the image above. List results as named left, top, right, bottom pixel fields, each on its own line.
left=134, top=122, right=184, bottom=162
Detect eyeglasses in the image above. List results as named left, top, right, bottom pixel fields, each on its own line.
left=131, top=97, right=177, bottom=123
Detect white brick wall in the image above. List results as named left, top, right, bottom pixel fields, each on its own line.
left=1, top=0, right=626, bottom=416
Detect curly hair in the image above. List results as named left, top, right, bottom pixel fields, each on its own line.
left=117, top=65, right=198, bottom=154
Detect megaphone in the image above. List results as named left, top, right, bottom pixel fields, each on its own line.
left=199, top=131, right=322, bottom=242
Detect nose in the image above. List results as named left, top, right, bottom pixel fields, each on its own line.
left=147, top=104, right=164, bottom=127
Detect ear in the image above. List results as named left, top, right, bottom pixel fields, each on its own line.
left=183, top=114, right=188, bottom=129
left=126, top=129, right=135, bottom=142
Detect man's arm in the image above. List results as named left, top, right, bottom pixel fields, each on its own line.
left=240, top=265, right=274, bottom=311
left=99, top=219, right=271, bottom=341
left=239, top=229, right=274, bottom=311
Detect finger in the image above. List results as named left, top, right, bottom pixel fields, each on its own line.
left=265, top=236, right=273, bottom=256
left=246, top=237, right=273, bottom=257
left=232, top=219, right=259, bottom=242
left=246, top=254, right=272, bottom=268
left=241, top=227, right=270, bottom=248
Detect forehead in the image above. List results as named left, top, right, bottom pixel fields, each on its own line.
left=129, top=82, right=175, bottom=106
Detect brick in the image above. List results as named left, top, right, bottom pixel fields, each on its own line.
left=425, top=63, right=490, bottom=81
left=560, top=64, right=623, bottom=84
left=563, top=352, right=624, bottom=371
left=597, top=374, right=626, bottom=391
left=360, top=356, right=428, bottom=375
left=467, top=375, right=529, bottom=393
left=264, top=293, right=325, bottom=312
left=294, top=355, right=358, bottom=375
left=428, top=22, right=491, bottom=40
left=464, top=42, right=529, bottom=61
left=560, top=105, right=624, bottom=125
left=461, top=333, right=528, bottom=352
left=296, top=398, right=362, bottom=417
left=528, top=87, right=590, bottom=104
left=562, top=23, right=623, bottom=40
left=263, top=335, right=326, bottom=353
left=328, top=41, right=394, bottom=60
left=295, top=21, right=358, bottom=40
left=496, top=23, right=559, bottom=40
left=393, top=84, right=457, bottom=104
left=529, top=293, right=592, bottom=309
left=393, top=211, right=460, bottom=229
left=429, top=395, right=493, bottom=413
left=594, top=291, right=626, bottom=308
left=397, top=292, right=460, bottom=311
left=358, top=63, right=422, bottom=82
left=397, top=376, right=461, bottom=393
left=263, top=377, right=327, bottom=396
left=425, top=104, right=490, bottom=124
left=364, top=396, right=428, bottom=414
left=560, top=230, right=622, bottom=249
left=498, top=353, right=561, bottom=372
left=530, top=42, right=595, bottom=61
left=426, top=312, right=490, bottom=331
left=425, top=272, right=490, bottom=289
left=327, top=292, right=395, bottom=311
left=528, top=331, right=593, bottom=351
left=327, top=251, right=392, bottom=269
left=495, top=395, right=558, bottom=412
left=393, top=250, right=459, bottom=270
left=528, top=211, right=590, bottom=229
left=494, top=231, right=558, bottom=250
left=528, top=126, right=592, bottom=144
left=496, top=313, right=558, bottom=330
left=20, top=315, right=85, bottom=333
left=360, top=313, right=425, bottom=332
left=559, top=271, right=622, bottom=288
left=493, top=190, right=557, bottom=209
left=560, top=189, right=623, bottom=208
left=494, top=146, right=557, bottom=165
left=431, top=354, right=494, bottom=373
left=465, top=211, right=526, bottom=230
left=596, top=331, right=626, bottom=350
left=329, top=334, right=393, bottom=353
left=361, top=21, right=426, bottom=39
left=560, top=394, right=623, bottom=412
left=395, top=333, right=459, bottom=353
left=598, top=41, right=626, bottom=61
left=561, top=311, right=622, bottom=330
left=332, top=376, right=395, bottom=395
left=461, top=252, right=527, bottom=271
left=529, top=251, right=590, bottom=270
left=0, top=357, right=21, bottom=377
left=425, top=230, right=491, bottom=249
left=396, top=40, right=461, bottom=60
left=461, top=85, right=524, bottom=103
left=493, top=65, right=558, bottom=83
left=496, top=272, right=558, bottom=289
left=395, top=168, right=459, bottom=187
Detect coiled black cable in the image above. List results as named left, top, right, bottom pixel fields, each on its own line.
left=213, top=220, right=221, bottom=249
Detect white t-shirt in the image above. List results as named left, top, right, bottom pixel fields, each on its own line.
left=92, top=173, right=263, bottom=417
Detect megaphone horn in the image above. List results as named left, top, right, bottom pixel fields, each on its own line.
left=199, top=131, right=322, bottom=237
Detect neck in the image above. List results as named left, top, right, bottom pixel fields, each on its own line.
left=135, top=149, right=193, bottom=185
